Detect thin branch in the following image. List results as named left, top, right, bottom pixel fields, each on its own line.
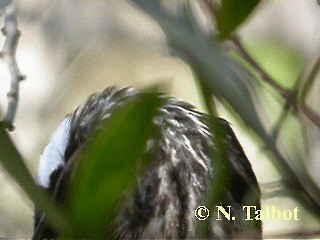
left=271, top=68, right=305, bottom=138
left=260, top=180, right=288, bottom=199
left=260, top=180, right=282, bottom=192
left=209, top=6, right=320, bottom=217
left=232, top=35, right=294, bottom=99
left=231, top=36, right=320, bottom=213
left=133, top=0, right=320, bottom=217
left=271, top=101, right=292, bottom=139
left=265, top=230, right=320, bottom=239
left=232, top=35, right=320, bottom=129
left=236, top=230, right=320, bottom=239
left=0, top=3, right=25, bottom=131
left=297, top=104, right=320, bottom=128
left=299, top=52, right=320, bottom=104
left=200, top=0, right=320, bottom=132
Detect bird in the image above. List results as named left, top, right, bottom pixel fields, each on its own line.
left=33, top=86, right=261, bottom=239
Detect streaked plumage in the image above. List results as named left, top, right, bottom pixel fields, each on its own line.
left=34, top=86, right=261, bottom=239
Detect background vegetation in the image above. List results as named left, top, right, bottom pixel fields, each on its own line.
left=0, top=0, right=319, bottom=238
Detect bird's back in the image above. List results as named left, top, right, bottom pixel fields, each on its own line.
left=34, top=86, right=261, bottom=239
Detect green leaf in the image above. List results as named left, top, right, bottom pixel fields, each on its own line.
left=66, top=93, right=163, bottom=238
left=217, top=0, right=260, bottom=38
left=132, top=0, right=320, bottom=221
left=132, top=0, right=266, bottom=139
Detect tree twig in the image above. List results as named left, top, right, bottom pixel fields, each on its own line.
left=232, top=35, right=320, bottom=129
left=232, top=35, right=294, bottom=99
left=271, top=101, right=292, bottom=139
left=133, top=0, right=320, bottom=219
left=299, top=53, right=320, bottom=104
left=0, top=3, right=25, bottom=131
left=265, top=230, right=320, bottom=239
left=201, top=0, right=320, bottom=131
left=232, top=36, right=320, bottom=218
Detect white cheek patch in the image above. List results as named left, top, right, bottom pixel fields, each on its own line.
left=37, top=117, right=72, bottom=187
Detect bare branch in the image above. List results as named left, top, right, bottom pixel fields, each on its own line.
left=260, top=180, right=288, bottom=199
left=265, top=230, right=320, bottom=239
left=236, top=229, right=320, bottom=239
left=232, top=35, right=293, bottom=98
left=231, top=35, right=320, bottom=216
left=271, top=101, right=292, bottom=139
left=0, top=2, right=25, bottom=131
left=232, top=35, right=320, bottom=129
left=299, top=52, right=320, bottom=104
left=133, top=0, right=320, bottom=216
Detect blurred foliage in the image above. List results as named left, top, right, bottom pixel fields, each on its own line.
left=216, top=0, right=260, bottom=38
left=232, top=40, right=304, bottom=89
left=133, top=0, right=320, bottom=218
left=0, top=0, right=319, bottom=238
left=66, top=93, right=163, bottom=238
left=229, top=40, right=308, bottom=159
left=132, top=0, right=266, bottom=138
